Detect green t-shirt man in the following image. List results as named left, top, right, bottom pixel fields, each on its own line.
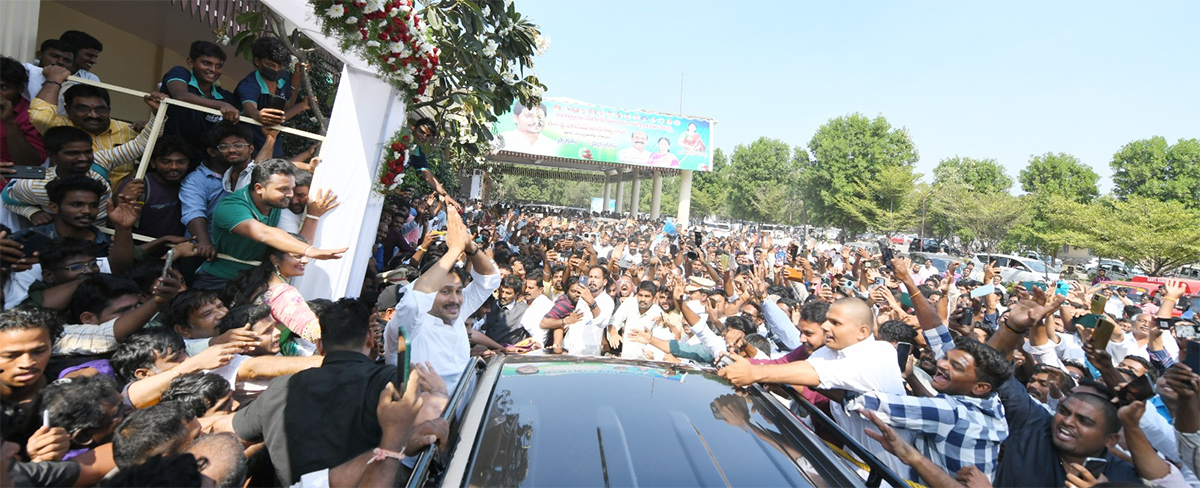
left=200, top=186, right=280, bottom=279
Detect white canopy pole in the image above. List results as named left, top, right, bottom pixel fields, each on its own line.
left=260, top=0, right=405, bottom=299
left=292, top=65, right=404, bottom=299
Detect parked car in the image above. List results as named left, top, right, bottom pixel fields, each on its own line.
left=1086, top=260, right=1138, bottom=281
left=1175, top=265, right=1200, bottom=280
left=972, top=253, right=1061, bottom=283
left=908, top=238, right=942, bottom=253
left=405, top=355, right=906, bottom=488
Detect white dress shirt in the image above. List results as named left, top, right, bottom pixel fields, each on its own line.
left=564, top=292, right=614, bottom=357
left=520, top=294, right=555, bottom=346
left=609, top=297, right=663, bottom=360
left=806, top=336, right=914, bottom=477
left=384, top=265, right=501, bottom=392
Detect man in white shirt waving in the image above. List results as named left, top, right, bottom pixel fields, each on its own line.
left=717, top=297, right=914, bottom=476
left=386, top=203, right=500, bottom=392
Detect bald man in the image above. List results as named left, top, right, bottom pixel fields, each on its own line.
left=719, top=297, right=914, bottom=477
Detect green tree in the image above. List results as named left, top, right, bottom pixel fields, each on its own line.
left=933, top=156, right=1012, bottom=193
left=1043, top=195, right=1200, bottom=275
left=727, top=138, right=801, bottom=224
left=836, top=165, right=920, bottom=237
left=801, top=113, right=919, bottom=235
left=1110, top=137, right=1200, bottom=206
left=930, top=182, right=1027, bottom=252
left=689, top=148, right=731, bottom=220
left=1018, top=152, right=1100, bottom=203
left=1002, top=194, right=1068, bottom=257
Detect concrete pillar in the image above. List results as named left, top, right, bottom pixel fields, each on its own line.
left=602, top=179, right=611, bottom=212
left=630, top=172, right=642, bottom=218
left=650, top=170, right=663, bottom=220
left=677, top=170, right=694, bottom=226
left=615, top=179, right=626, bottom=215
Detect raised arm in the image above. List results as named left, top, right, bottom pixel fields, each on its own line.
left=987, top=289, right=1064, bottom=361
left=892, top=257, right=942, bottom=332
left=1119, top=401, right=1172, bottom=480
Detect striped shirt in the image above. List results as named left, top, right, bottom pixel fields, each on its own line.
left=1, top=116, right=155, bottom=221
left=53, top=318, right=120, bottom=356
left=845, top=323, right=1009, bottom=483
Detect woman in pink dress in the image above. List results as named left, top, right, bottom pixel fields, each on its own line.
left=646, top=137, right=680, bottom=167
left=226, top=234, right=320, bottom=356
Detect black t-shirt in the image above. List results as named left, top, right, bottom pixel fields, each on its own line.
left=231, top=350, right=396, bottom=486
left=9, top=460, right=81, bottom=487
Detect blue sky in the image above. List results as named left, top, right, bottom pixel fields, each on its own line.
left=514, top=0, right=1200, bottom=193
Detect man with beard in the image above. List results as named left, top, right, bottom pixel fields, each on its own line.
left=115, top=136, right=191, bottom=239
left=11, top=176, right=112, bottom=253
left=5, top=176, right=140, bottom=310
left=610, top=281, right=662, bottom=360
left=30, top=70, right=143, bottom=176
left=194, top=159, right=345, bottom=290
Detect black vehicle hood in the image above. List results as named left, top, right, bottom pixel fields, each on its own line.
left=459, top=356, right=842, bottom=488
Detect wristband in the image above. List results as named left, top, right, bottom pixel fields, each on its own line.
left=305, top=214, right=320, bottom=220
left=1004, top=321, right=1024, bottom=335
left=302, top=246, right=314, bottom=257
left=366, top=447, right=405, bottom=464
left=45, top=80, right=62, bottom=86
left=464, top=246, right=478, bottom=256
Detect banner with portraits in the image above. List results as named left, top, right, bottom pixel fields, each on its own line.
left=492, top=98, right=715, bottom=172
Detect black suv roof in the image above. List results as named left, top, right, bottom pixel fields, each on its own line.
left=411, top=355, right=905, bottom=488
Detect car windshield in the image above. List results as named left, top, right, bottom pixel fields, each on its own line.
left=1021, top=259, right=1049, bottom=273
left=462, top=361, right=839, bottom=487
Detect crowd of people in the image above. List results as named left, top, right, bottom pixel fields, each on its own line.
left=1, top=29, right=1198, bottom=488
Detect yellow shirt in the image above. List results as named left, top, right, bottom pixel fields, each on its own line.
left=28, top=97, right=139, bottom=183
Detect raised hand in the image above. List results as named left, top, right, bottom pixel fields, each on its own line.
left=1163, top=279, right=1188, bottom=301
left=107, top=196, right=142, bottom=230
left=444, top=206, right=470, bottom=252
left=891, top=257, right=913, bottom=283
left=1004, top=292, right=1065, bottom=334
left=0, top=229, right=35, bottom=272
left=305, top=188, right=340, bottom=218
left=377, top=369, right=423, bottom=449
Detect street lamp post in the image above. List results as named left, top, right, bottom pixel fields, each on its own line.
left=919, top=187, right=936, bottom=250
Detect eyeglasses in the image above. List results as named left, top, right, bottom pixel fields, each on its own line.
left=216, top=142, right=251, bottom=151
left=58, top=260, right=100, bottom=273
left=71, top=104, right=110, bottom=115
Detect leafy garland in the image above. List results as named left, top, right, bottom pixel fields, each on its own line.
left=308, top=0, right=438, bottom=194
